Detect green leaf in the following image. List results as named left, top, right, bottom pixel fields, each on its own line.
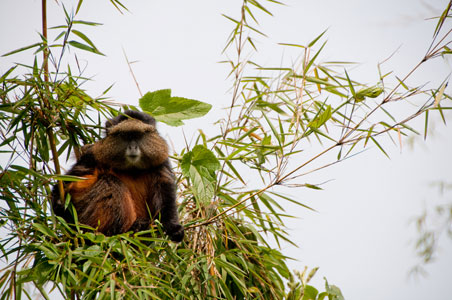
left=432, top=1, right=451, bottom=39
left=308, top=28, right=328, bottom=48
left=370, top=136, right=389, bottom=158
left=0, top=66, right=17, bottom=83
left=395, top=76, right=409, bottom=90
left=301, top=285, right=319, bottom=300
left=354, top=85, right=383, bottom=102
left=304, top=41, right=326, bottom=75
left=32, top=224, right=57, bottom=239
left=139, top=89, right=212, bottom=126
left=73, top=20, right=103, bottom=26
left=76, top=0, right=84, bottom=14
left=424, top=109, right=429, bottom=140
left=325, top=278, right=345, bottom=300
left=68, top=40, right=104, bottom=55
left=72, top=30, right=100, bottom=51
left=2, top=43, right=42, bottom=57
left=305, top=76, right=334, bottom=86
left=308, top=105, right=332, bottom=129
left=181, top=145, right=221, bottom=203
left=344, top=69, right=358, bottom=103
left=304, top=183, right=323, bottom=190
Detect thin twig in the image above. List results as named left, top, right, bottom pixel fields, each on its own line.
left=123, top=48, right=143, bottom=97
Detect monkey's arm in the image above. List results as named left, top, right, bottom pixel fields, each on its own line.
left=153, top=161, right=184, bottom=242
left=51, top=145, right=97, bottom=219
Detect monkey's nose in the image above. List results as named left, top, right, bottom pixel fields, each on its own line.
left=125, top=144, right=141, bottom=158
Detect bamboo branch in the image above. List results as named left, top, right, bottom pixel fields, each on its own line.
left=41, top=0, right=65, bottom=205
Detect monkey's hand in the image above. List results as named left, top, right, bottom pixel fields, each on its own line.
left=128, top=218, right=150, bottom=232
left=167, top=224, right=184, bottom=243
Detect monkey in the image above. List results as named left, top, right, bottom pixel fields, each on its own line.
left=51, top=110, right=184, bottom=242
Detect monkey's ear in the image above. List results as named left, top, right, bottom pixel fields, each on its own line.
left=81, top=144, right=94, bottom=153
left=105, top=114, right=123, bottom=129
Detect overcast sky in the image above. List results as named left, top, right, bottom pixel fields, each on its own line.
left=1, top=1, right=451, bottom=299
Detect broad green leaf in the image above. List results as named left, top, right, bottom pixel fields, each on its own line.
left=318, top=292, right=328, bottom=300
left=181, top=145, right=220, bottom=203
left=301, top=285, right=319, bottom=300
left=139, top=89, right=212, bottom=126
left=325, top=280, right=344, bottom=300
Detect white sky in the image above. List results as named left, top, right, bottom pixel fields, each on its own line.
left=1, top=0, right=451, bottom=299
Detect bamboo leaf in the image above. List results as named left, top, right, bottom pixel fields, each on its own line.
left=424, top=109, right=429, bottom=140
left=304, top=41, right=326, bottom=75
left=73, top=20, right=103, bottom=26
left=344, top=70, right=356, bottom=98
left=370, top=136, right=389, bottom=158
left=263, top=113, right=282, bottom=146
left=0, top=66, right=17, bottom=82
left=308, top=105, right=332, bottom=129
left=76, top=0, right=84, bottom=14
left=354, top=85, right=383, bottom=102
left=72, top=30, right=100, bottom=51
left=434, top=82, right=447, bottom=107
left=308, top=28, right=327, bottom=48
left=68, top=40, right=104, bottom=55
left=2, top=43, right=42, bottom=57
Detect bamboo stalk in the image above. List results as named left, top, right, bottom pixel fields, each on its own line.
left=41, top=0, right=65, bottom=205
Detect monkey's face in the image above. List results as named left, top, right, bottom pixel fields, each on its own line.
left=125, top=140, right=142, bottom=165
left=93, top=119, right=169, bottom=170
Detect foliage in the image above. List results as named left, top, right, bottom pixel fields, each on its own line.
left=139, top=90, right=212, bottom=127
left=0, top=0, right=451, bottom=299
left=411, top=181, right=452, bottom=276
left=285, top=268, right=344, bottom=300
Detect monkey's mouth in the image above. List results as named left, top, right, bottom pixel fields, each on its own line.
left=125, top=154, right=140, bottom=165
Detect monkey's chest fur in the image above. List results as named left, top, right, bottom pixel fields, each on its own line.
left=67, top=168, right=164, bottom=236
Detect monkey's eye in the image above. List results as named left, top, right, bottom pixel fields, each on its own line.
left=124, top=131, right=145, bottom=140
left=110, top=131, right=122, bottom=138
left=109, top=130, right=132, bottom=140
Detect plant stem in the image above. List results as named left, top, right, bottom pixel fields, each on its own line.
left=42, top=0, right=65, bottom=204
left=42, top=0, right=49, bottom=82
